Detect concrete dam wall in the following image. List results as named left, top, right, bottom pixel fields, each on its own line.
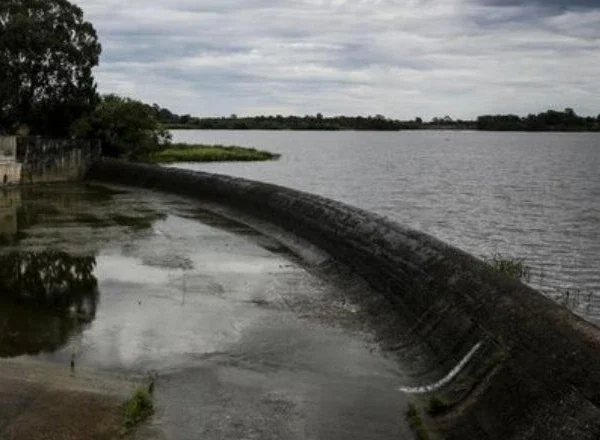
left=0, top=136, right=100, bottom=185
left=87, top=159, right=600, bottom=439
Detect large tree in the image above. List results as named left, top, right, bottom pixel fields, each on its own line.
left=0, top=0, right=101, bottom=136
left=73, top=94, right=172, bottom=159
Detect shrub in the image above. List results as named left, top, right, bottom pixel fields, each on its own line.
left=73, top=95, right=171, bottom=159
left=486, top=254, right=529, bottom=281
left=122, top=385, right=154, bottom=433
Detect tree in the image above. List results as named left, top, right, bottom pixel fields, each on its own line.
left=73, top=94, right=171, bottom=159
left=0, top=0, right=101, bottom=136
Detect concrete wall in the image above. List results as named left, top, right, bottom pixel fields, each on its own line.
left=0, top=162, right=22, bottom=186
left=0, top=137, right=17, bottom=161
left=0, top=137, right=20, bottom=186
left=87, top=160, right=600, bottom=439
left=15, top=137, right=101, bottom=184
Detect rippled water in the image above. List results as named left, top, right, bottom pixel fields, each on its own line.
left=171, top=130, right=600, bottom=324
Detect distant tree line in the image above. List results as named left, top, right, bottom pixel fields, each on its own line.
left=154, top=109, right=477, bottom=131
left=154, top=107, right=599, bottom=132
left=477, top=108, right=600, bottom=132
left=3, top=0, right=599, bottom=160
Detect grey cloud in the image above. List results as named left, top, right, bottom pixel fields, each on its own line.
left=479, top=0, right=599, bottom=7
left=475, top=0, right=600, bottom=12
left=77, top=0, right=600, bottom=119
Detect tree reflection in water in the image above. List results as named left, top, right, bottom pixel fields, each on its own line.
left=0, top=251, right=99, bottom=357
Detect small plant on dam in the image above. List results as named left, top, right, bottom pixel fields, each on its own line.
left=485, top=254, right=530, bottom=281
left=121, top=383, right=154, bottom=435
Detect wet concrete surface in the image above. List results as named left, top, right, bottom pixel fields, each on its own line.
left=0, top=184, right=412, bottom=439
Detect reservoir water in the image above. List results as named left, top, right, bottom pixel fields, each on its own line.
left=171, top=130, right=600, bottom=324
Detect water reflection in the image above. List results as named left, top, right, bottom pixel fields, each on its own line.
left=0, top=251, right=99, bottom=357
left=0, top=184, right=170, bottom=358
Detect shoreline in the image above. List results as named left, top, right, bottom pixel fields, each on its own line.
left=167, top=126, right=600, bottom=133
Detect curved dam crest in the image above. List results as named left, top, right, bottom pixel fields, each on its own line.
left=87, top=159, right=600, bottom=439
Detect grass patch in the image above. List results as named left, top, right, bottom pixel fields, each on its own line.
left=485, top=253, right=529, bottom=281
left=121, top=384, right=154, bottom=436
left=147, top=143, right=281, bottom=163
left=406, top=404, right=430, bottom=440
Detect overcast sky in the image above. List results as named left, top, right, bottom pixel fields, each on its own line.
left=76, top=0, right=599, bottom=119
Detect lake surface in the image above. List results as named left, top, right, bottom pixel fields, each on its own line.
left=171, top=130, right=600, bottom=324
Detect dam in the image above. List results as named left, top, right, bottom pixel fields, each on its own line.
left=1, top=139, right=599, bottom=439
left=87, top=160, right=600, bottom=440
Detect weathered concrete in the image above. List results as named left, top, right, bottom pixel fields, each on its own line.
left=7, top=137, right=101, bottom=184
left=0, top=163, right=21, bottom=186
left=0, top=137, right=16, bottom=161
left=88, top=159, right=600, bottom=439
left=0, top=137, right=20, bottom=187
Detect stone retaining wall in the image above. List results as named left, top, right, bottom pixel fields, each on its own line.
left=87, top=159, right=600, bottom=439
left=0, top=163, right=22, bottom=186
left=16, top=137, right=101, bottom=184
left=0, top=137, right=16, bottom=161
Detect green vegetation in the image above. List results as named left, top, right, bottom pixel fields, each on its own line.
left=405, top=404, right=430, bottom=440
left=73, top=95, right=171, bottom=160
left=0, top=0, right=102, bottom=136
left=485, top=254, right=530, bottom=281
left=121, top=384, right=154, bottom=435
left=154, top=107, right=473, bottom=131
left=164, top=113, right=433, bottom=131
left=153, top=105, right=600, bottom=132
left=477, top=108, right=600, bottom=131
left=147, top=143, right=280, bottom=163
left=0, top=1, right=169, bottom=159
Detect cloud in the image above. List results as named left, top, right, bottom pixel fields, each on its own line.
left=476, top=0, right=600, bottom=10
left=76, top=0, right=600, bottom=119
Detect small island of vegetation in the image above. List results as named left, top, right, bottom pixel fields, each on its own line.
left=147, top=144, right=280, bottom=163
